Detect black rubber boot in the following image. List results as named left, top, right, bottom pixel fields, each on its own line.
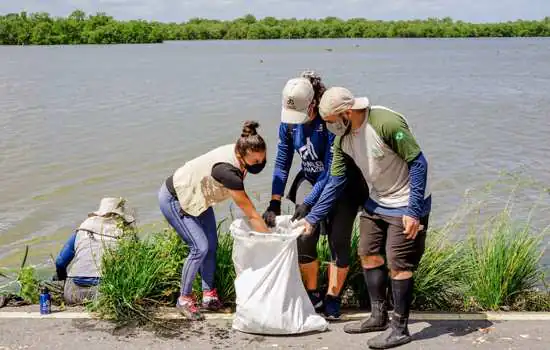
left=367, top=313, right=411, bottom=349
left=343, top=301, right=389, bottom=334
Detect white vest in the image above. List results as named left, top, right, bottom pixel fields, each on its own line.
left=173, top=144, right=241, bottom=216
left=67, top=216, right=123, bottom=278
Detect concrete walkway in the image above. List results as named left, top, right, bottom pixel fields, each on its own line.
left=0, top=307, right=549, bottom=349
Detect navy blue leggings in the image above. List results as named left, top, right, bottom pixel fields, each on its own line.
left=158, top=183, right=218, bottom=296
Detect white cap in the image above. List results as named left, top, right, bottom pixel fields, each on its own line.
left=281, top=77, right=314, bottom=124
left=319, top=87, right=370, bottom=118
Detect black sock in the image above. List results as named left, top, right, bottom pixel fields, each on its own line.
left=391, top=278, right=414, bottom=318
left=363, top=265, right=388, bottom=303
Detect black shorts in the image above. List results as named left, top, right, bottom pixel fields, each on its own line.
left=289, top=174, right=360, bottom=268
left=358, top=210, right=430, bottom=271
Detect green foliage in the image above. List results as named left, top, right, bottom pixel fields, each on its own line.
left=92, top=224, right=237, bottom=323
left=16, top=246, right=40, bottom=303
left=461, top=210, right=546, bottom=310
left=94, top=200, right=549, bottom=324
left=92, top=229, right=184, bottom=322
left=212, top=221, right=237, bottom=303
left=1, top=11, right=550, bottom=45
left=412, top=229, right=464, bottom=311
left=17, top=266, right=39, bottom=303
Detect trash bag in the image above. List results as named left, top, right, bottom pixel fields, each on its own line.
left=230, top=215, right=328, bottom=335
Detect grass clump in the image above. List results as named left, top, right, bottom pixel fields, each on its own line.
left=210, top=222, right=237, bottom=303
left=412, top=228, right=464, bottom=311
left=94, top=208, right=548, bottom=324
left=87, top=173, right=549, bottom=323
left=92, top=230, right=184, bottom=322
left=93, top=224, right=236, bottom=323
left=0, top=246, right=43, bottom=306
left=17, top=246, right=40, bottom=304
left=461, top=210, right=546, bottom=311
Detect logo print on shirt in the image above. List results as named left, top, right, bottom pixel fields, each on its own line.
left=298, top=137, right=319, bottom=162
left=395, top=131, right=405, bottom=141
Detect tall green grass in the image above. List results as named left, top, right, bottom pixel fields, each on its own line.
left=92, top=224, right=237, bottom=322
left=91, top=231, right=184, bottom=321
left=412, top=228, right=464, bottom=311
left=92, top=207, right=548, bottom=323
left=90, top=173, right=549, bottom=322
left=461, top=210, right=546, bottom=310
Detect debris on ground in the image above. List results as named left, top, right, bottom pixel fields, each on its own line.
left=478, top=326, right=495, bottom=334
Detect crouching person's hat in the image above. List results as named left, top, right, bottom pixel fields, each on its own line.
left=89, top=197, right=135, bottom=224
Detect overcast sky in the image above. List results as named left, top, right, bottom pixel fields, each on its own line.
left=1, top=0, right=548, bottom=23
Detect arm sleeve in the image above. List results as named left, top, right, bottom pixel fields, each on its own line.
left=379, top=114, right=421, bottom=163
left=302, top=132, right=335, bottom=207
left=272, top=123, right=294, bottom=197
left=329, top=135, right=347, bottom=177
left=305, top=137, right=347, bottom=224
left=406, top=152, right=428, bottom=219
left=211, top=163, right=245, bottom=191
left=55, top=232, right=77, bottom=280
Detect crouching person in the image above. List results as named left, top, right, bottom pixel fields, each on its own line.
left=55, top=197, right=135, bottom=305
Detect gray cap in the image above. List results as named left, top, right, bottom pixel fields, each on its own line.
left=281, top=77, right=314, bottom=124
left=319, top=87, right=370, bottom=118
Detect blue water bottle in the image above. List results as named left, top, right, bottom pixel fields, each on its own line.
left=39, top=286, right=51, bottom=315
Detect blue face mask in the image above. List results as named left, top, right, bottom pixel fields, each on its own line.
left=245, top=159, right=266, bottom=174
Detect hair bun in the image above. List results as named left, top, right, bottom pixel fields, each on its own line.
left=300, top=70, right=326, bottom=101
left=241, top=120, right=260, bottom=138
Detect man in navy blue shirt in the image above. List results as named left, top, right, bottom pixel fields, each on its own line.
left=263, top=72, right=363, bottom=320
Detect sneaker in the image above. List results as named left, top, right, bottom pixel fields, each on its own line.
left=202, top=289, right=223, bottom=311
left=176, top=296, right=204, bottom=321
left=307, top=290, right=324, bottom=312
left=323, top=294, right=342, bottom=321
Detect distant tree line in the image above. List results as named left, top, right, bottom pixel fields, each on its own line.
left=1, top=11, right=549, bottom=45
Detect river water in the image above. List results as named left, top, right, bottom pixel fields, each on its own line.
left=1, top=38, right=549, bottom=270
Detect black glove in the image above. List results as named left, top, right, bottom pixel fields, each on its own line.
left=262, top=200, right=281, bottom=228
left=291, top=203, right=311, bottom=222
left=55, top=268, right=67, bottom=281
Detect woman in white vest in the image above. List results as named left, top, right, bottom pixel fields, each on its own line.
left=55, top=197, right=135, bottom=305
left=158, top=120, right=269, bottom=321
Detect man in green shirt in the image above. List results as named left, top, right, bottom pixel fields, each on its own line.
left=296, top=87, right=431, bottom=349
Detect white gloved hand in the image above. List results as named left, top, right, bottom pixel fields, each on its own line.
left=290, top=218, right=313, bottom=235
left=290, top=218, right=306, bottom=229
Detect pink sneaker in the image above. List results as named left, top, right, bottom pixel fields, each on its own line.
left=202, top=289, right=223, bottom=311
left=176, top=296, right=204, bottom=321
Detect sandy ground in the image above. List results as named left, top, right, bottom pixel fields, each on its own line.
left=0, top=311, right=549, bottom=350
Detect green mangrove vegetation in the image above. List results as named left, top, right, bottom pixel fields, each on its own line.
left=1, top=11, right=550, bottom=45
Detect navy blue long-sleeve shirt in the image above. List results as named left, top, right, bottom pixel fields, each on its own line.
left=272, top=117, right=335, bottom=206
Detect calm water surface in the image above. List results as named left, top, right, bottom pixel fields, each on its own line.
left=1, top=38, right=549, bottom=269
